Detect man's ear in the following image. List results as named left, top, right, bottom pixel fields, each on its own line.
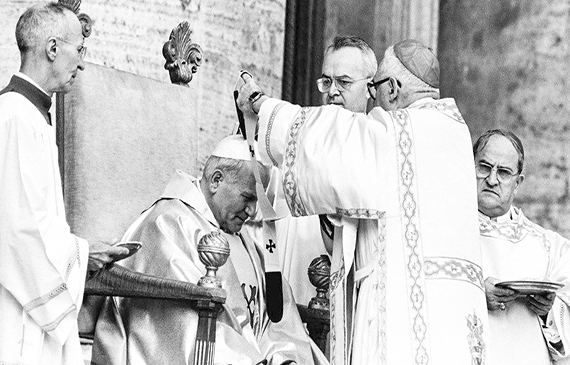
left=209, top=170, right=224, bottom=193
left=513, top=173, right=525, bottom=194
left=46, top=38, right=57, bottom=61
left=388, top=77, right=400, bottom=102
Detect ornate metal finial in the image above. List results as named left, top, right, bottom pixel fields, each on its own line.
left=58, top=0, right=92, bottom=38
left=307, top=254, right=331, bottom=310
left=197, top=231, right=230, bottom=289
left=162, top=21, right=203, bottom=86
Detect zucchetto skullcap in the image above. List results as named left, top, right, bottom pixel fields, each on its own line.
left=393, top=39, right=440, bottom=88
left=211, top=134, right=259, bottom=161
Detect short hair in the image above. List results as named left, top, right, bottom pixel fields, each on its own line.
left=203, top=156, right=270, bottom=188
left=380, top=45, right=440, bottom=100
left=324, top=35, right=378, bottom=77
left=473, top=129, right=525, bottom=173
left=15, top=2, right=72, bottom=54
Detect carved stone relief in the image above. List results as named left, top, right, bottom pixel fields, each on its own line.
left=58, top=0, right=92, bottom=38
left=162, top=21, right=203, bottom=86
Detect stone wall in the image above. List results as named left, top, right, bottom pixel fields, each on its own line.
left=1, top=0, right=285, bottom=240
left=0, top=0, right=286, bottom=170
left=439, top=0, right=570, bottom=236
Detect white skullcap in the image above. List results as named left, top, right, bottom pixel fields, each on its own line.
left=393, top=39, right=440, bottom=88
left=210, top=134, right=260, bottom=161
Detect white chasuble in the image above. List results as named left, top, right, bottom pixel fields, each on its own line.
left=480, top=207, right=570, bottom=364
left=0, top=91, right=89, bottom=364
left=257, top=97, right=490, bottom=365
left=91, top=171, right=327, bottom=365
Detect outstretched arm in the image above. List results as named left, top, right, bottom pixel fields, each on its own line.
left=236, top=71, right=390, bottom=217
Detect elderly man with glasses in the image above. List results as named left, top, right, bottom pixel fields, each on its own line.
left=317, top=35, right=377, bottom=113
left=0, top=3, right=125, bottom=364
left=236, top=39, right=489, bottom=365
left=274, top=36, right=377, bottom=305
left=474, top=129, right=570, bottom=365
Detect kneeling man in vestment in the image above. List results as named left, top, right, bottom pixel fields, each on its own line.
left=91, top=135, right=327, bottom=365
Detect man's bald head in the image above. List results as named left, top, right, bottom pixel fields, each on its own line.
left=369, top=39, right=440, bottom=110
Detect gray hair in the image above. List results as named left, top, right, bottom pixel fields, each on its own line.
left=473, top=129, right=525, bottom=174
left=16, top=2, right=72, bottom=54
left=203, top=156, right=270, bottom=187
left=380, top=46, right=439, bottom=100
left=325, top=35, right=378, bottom=77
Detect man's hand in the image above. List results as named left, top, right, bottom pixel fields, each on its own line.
left=524, top=292, right=556, bottom=317
left=236, top=71, right=267, bottom=115
left=485, top=277, right=518, bottom=311
left=87, top=240, right=129, bottom=272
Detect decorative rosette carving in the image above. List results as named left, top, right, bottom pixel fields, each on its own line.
left=58, top=0, right=92, bottom=38
left=197, top=231, right=230, bottom=288
left=307, top=254, right=331, bottom=310
left=77, top=13, right=92, bottom=38
left=59, top=0, right=80, bottom=13
left=162, top=21, right=203, bottom=86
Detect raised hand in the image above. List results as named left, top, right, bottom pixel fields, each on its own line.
left=236, top=71, right=266, bottom=115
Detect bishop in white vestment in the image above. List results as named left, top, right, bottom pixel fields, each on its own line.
left=91, top=137, right=327, bottom=365
left=237, top=39, right=490, bottom=365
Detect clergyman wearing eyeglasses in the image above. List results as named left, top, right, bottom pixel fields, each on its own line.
left=0, top=3, right=127, bottom=364
left=474, top=129, right=570, bottom=365
left=317, top=36, right=377, bottom=113
left=272, top=36, right=378, bottom=307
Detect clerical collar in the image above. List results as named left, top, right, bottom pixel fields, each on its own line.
left=0, top=73, right=52, bottom=125
left=15, top=72, right=50, bottom=95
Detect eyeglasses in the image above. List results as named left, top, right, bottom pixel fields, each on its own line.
left=367, top=77, right=402, bottom=100
left=475, top=161, right=519, bottom=183
left=316, top=76, right=370, bottom=93
left=56, top=38, right=87, bottom=60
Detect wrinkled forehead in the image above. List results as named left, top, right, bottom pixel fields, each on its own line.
left=232, top=164, right=257, bottom=187
left=231, top=176, right=257, bottom=200
left=322, top=47, right=368, bottom=78
left=476, top=135, right=519, bottom=168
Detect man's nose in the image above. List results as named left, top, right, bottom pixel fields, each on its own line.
left=245, top=201, right=257, bottom=217
left=486, top=169, right=499, bottom=186
left=328, top=81, right=340, bottom=96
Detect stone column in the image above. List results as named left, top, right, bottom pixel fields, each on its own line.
left=373, top=0, right=440, bottom=54
left=325, top=0, right=439, bottom=59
